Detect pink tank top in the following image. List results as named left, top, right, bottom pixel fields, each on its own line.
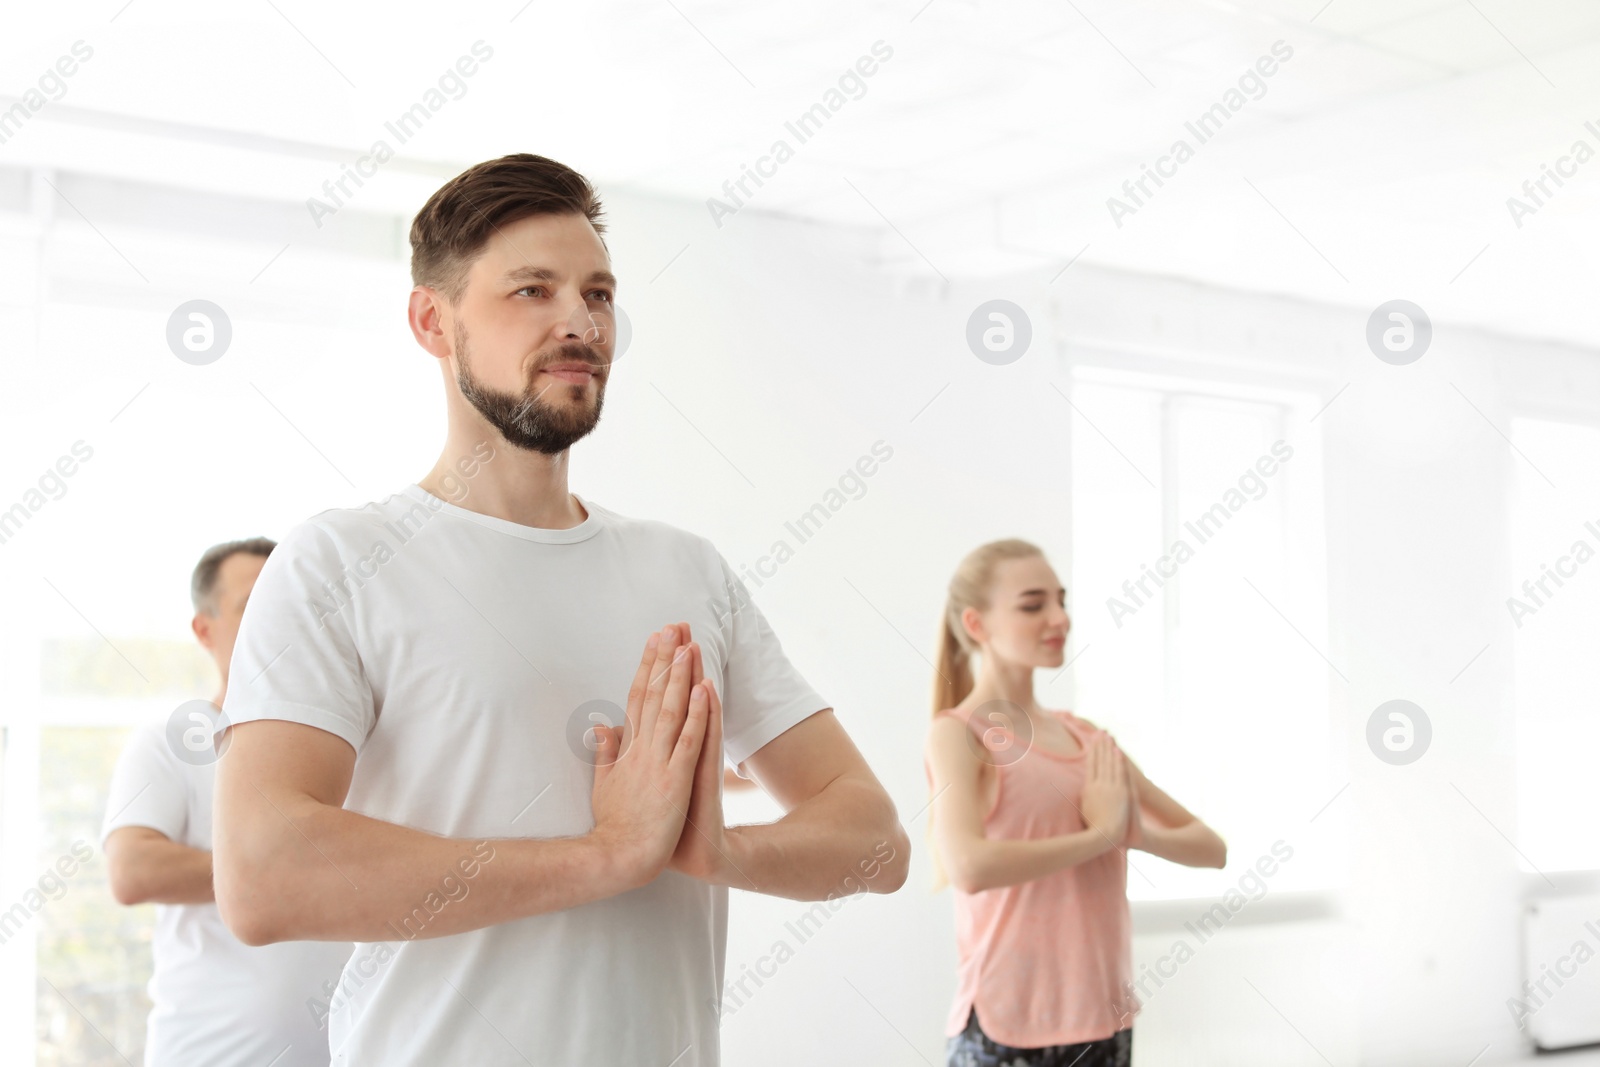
left=924, top=706, right=1139, bottom=1046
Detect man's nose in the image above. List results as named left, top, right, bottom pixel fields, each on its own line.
left=564, top=300, right=608, bottom=348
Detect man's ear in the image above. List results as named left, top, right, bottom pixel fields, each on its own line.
left=192, top=612, right=215, bottom=653
left=408, top=286, right=453, bottom=361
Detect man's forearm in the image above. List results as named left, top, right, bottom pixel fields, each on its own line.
left=722, top=776, right=910, bottom=901
left=216, top=798, right=634, bottom=945
left=110, top=838, right=215, bottom=905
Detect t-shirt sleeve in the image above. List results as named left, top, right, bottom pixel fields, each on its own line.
left=101, top=722, right=188, bottom=845
left=713, top=551, right=829, bottom=775
left=221, top=519, right=376, bottom=754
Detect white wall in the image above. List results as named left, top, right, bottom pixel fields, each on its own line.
left=665, top=222, right=1600, bottom=1066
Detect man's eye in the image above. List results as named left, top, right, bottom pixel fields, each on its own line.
left=516, top=286, right=544, bottom=297
left=589, top=291, right=614, bottom=305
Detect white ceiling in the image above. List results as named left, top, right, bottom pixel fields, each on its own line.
left=8, top=0, right=1600, bottom=347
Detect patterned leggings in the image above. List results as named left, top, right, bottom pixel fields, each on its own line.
left=946, top=1008, right=1132, bottom=1067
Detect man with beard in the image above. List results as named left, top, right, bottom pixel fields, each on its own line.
left=211, top=153, right=909, bottom=1066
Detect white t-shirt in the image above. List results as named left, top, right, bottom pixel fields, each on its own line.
left=101, top=721, right=354, bottom=1067
left=221, top=484, right=829, bottom=1066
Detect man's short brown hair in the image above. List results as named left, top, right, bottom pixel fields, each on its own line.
left=191, top=537, right=275, bottom=615
left=409, top=153, right=607, bottom=307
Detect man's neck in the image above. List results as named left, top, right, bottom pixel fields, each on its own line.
left=418, top=438, right=586, bottom=530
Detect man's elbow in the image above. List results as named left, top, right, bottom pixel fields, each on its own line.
left=225, top=915, right=281, bottom=948
left=213, top=842, right=289, bottom=946
left=854, top=782, right=910, bottom=893
left=877, top=822, right=912, bottom=893
left=215, top=878, right=285, bottom=947
left=106, top=861, right=149, bottom=907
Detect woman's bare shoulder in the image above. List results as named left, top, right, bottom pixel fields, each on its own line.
left=928, top=707, right=973, bottom=737
left=927, top=708, right=981, bottom=755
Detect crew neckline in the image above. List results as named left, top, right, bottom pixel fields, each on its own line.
left=402, top=483, right=604, bottom=544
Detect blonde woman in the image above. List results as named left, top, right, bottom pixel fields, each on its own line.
left=924, top=539, right=1227, bottom=1067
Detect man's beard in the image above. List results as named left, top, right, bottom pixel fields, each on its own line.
left=454, top=321, right=606, bottom=455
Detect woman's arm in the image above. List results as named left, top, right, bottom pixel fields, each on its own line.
left=926, top=717, right=1121, bottom=894
left=1124, top=754, right=1227, bottom=869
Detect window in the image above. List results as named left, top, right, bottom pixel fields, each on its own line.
left=26, top=638, right=214, bottom=1066
left=1065, top=367, right=1337, bottom=900
left=36, top=723, right=147, bottom=1067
